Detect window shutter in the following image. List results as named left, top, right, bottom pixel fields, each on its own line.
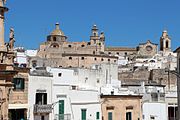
left=96, top=112, right=100, bottom=119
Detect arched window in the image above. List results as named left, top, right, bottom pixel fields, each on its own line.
left=32, top=60, right=37, bottom=68
left=53, top=37, right=56, bottom=41
left=166, top=41, right=169, bottom=48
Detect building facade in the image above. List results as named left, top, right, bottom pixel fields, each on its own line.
left=29, top=23, right=118, bottom=69
left=101, top=95, right=142, bottom=120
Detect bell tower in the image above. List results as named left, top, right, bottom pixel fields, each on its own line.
left=90, top=24, right=99, bottom=45
left=0, top=0, right=8, bottom=50
left=160, top=30, right=171, bottom=53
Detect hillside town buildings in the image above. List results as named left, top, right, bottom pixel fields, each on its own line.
left=0, top=1, right=179, bottom=120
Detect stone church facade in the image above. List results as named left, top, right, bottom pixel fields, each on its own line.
left=29, top=23, right=118, bottom=68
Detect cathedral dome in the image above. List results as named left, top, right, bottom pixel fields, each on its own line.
left=51, top=23, right=65, bottom=36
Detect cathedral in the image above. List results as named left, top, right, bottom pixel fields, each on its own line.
left=29, top=23, right=118, bottom=68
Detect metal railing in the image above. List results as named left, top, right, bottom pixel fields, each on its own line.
left=34, top=104, right=52, bottom=113
left=54, top=114, right=71, bottom=120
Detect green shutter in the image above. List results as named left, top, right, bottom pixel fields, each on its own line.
left=81, top=109, right=86, bottom=120
left=59, top=100, right=64, bottom=120
left=96, top=112, right=100, bottom=119
left=108, top=112, right=112, bottom=120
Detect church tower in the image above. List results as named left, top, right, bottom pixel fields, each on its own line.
left=160, top=30, right=171, bottom=52
left=0, top=0, right=8, bottom=50
left=90, top=25, right=105, bottom=52
left=90, top=24, right=99, bottom=45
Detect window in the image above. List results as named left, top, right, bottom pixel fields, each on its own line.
left=69, top=57, right=72, bottom=60
left=96, top=112, right=100, bottom=120
left=108, top=52, right=111, bottom=54
left=20, top=64, right=27, bottom=68
left=68, top=45, right=72, bottom=48
left=150, top=116, right=155, bottom=120
left=126, top=112, right=132, bottom=120
left=117, top=52, right=119, bottom=55
left=81, top=44, right=85, bottom=47
left=32, top=60, right=37, bottom=68
left=53, top=37, right=56, bottom=41
left=108, top=112, right=112, bottom=120
left=94, top=32, right=96, bottom=36
left=93, top=39, right=96, bottom=44
left=108, top=59, right=110, bottom=62
left=59, top=100, right=64, bottom=120
left=71, top=86, right=77, bottom=90
left=146, top=46, right=153, bottom=51
left=151, top=93, right=158, bottom=102
left=41, top=116, right=45, bottom=120
left=101, top=58, right=104, bottom=61
left=13, top=78, right=25, bottom=90
left=35, top=93, right=47, bottom=105
left=93, top=51, right=95, bottom=54
left=58, top=73, right=62, bottom=77
left=81, top=57, right=84, bottom=60
left=81, top=109, right=86, bottom=120
left=94, top=58, right=97, bottom=61
left=114, top=60, right=116, bottom=63
left=166, top=41, right=169, bottom=48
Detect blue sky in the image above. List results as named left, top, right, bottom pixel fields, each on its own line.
left=4, top=0, right=180, bottom=50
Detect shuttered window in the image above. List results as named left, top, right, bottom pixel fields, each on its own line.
left=59, top=100, right=64, bottom=120
left=81, top=109, right=86, bottom=120
left=96, top=112, right=100, bottom=120
left=108, top=112, right=112, bottom=120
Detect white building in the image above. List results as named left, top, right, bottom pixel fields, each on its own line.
left=28, top=68, right=53, bottom=120
left=49, top=63, right=118, bottom=120
left=14, top=47, right=38, bottom=68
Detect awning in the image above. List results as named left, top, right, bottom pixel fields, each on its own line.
left=8, top=104, right=28, bottom=109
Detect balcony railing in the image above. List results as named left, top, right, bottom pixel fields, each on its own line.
left=54, top=114, right=71, bottom=120
left=34, top=104, right=52, bottom=113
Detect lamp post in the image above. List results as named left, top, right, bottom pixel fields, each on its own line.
left=165, top=68, right=180, bottom=120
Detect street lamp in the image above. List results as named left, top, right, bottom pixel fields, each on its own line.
left=165, top=67, right=180, bottom=78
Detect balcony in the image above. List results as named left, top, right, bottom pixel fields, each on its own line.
left=54, top=114, right=71, bottom=120
left=33, top=104, right=52, bottom=113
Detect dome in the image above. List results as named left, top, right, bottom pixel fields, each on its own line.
left=51, top=23, right=65, bottom=36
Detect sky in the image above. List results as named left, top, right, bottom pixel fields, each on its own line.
left=4, top=0, right=180, bottom=50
